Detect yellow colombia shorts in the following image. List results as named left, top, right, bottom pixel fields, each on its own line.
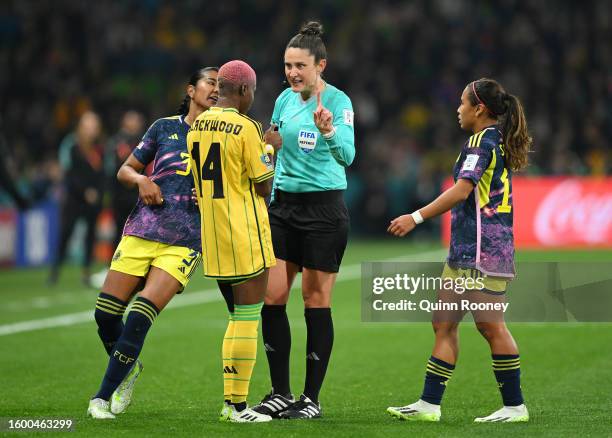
left=441, top=263, right=508, bottom=294
left=110, top=235, right=201, bottom=287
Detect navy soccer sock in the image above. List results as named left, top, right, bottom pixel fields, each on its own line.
left=94, top=292, right=128, bottom=355
left=94, top=297, right=159, bottom=401
left=492, top=354, right=524, bottom=406
left=421, top=356, right=455, bottom=405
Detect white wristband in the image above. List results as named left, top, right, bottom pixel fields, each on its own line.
left=322, top=126, right=336, bottom=139
left=411, top=210, right=424, bottom=225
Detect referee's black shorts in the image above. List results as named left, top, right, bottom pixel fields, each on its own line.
left=268, top=189, right=349, bottom=273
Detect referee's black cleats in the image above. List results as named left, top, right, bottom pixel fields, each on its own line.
left=278, top=394, right=322, bottom=419
left=252, top=392, right=295, bottom=418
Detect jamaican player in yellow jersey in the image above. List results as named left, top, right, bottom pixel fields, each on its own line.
left=187, top=60, right=276, bottom=423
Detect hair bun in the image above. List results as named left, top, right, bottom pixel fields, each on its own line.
left=300, top=21, right=323, bottom=37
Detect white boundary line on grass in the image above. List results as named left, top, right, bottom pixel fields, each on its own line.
left=0, top=248, right=446, bottom=337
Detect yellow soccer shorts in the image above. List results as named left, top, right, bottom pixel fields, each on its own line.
left=110, top=235, right=201, bottom=288
left=441, top=263, right=508, bottom=294
left=200, top=225, right=276, bottom=282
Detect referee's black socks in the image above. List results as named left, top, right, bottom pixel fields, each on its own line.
left=303, top=307, right=334, bottom=404
left=261, top=304, right=292, bottom=396
left=94, top=292, right=128, bottom=355
left=94, top=297, right=159, bottom=401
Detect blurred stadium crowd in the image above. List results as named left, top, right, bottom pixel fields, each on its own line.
left=0, top=0, right=610, bottom=234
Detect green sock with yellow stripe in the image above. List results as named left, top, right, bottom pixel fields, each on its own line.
left=228, top=302, right=263, bottom=405
left=492, top=354, right=524, bottom=406
left=94, top=293, right=128, bottom=355
left=421, top=356, right=455, bottom=405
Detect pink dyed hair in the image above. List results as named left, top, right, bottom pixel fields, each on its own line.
left=218, top=60, right=256, bottom=87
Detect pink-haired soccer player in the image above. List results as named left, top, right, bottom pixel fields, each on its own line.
left=187, top=60, right=277, bottom=423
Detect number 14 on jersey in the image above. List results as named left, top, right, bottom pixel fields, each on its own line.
left=191, top=141, right=225, bottom=199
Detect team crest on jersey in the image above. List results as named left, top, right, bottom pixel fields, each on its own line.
left=260, top=153, right=274, bottom=170
left=298, top=129, right=318, bottom=154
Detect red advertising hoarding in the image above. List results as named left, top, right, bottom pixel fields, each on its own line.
left=442, top=177, right=612, bottom=248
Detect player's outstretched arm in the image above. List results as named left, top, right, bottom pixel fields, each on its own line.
left=388, top=179, right=474, bottom=237
left=118, top=153, right=163, bottom=206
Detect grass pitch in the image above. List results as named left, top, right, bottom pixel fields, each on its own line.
left=1, top=240, right=611, bottom=437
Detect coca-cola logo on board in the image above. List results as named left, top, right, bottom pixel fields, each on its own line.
left=534, top=180, right=612, bottom=245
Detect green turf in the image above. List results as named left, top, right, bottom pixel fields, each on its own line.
left=1, top=240, right=611, bottom=436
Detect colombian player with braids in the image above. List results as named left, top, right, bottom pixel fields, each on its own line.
left=387, top=78, right=532, bottom=423
left=87, top=67, right=218, bottom=419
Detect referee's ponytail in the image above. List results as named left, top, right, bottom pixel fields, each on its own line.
left=469, top=78, right=532, bottom=172
left=177, top=67, right=219, bottom=116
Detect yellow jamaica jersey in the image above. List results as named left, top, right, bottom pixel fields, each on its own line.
left=187, top=107, right=275, bottom=280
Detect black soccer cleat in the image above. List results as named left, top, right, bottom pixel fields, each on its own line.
left=278, top=394, right=321, bottom=419
left=251, top=391, right=295, bottom=418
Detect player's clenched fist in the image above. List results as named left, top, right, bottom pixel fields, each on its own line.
left=137, top=175, right=163, bottom=205
left=313, top=91, right=334, bottom=135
